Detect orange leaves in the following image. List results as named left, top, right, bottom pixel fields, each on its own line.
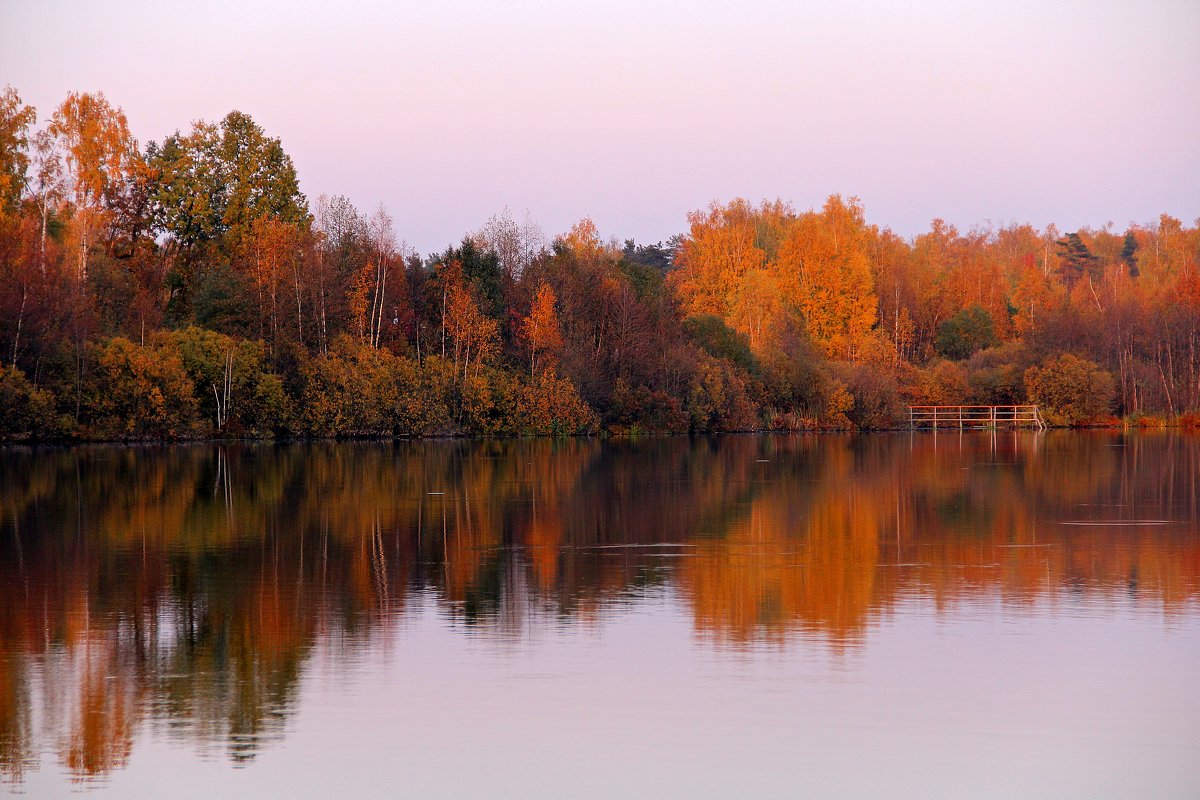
left=561, top=217, right=607, bottom=264
left=673, top=196, right=878, bottom=360
left=445, top=279, right=498, bottom=380
left=42, top=92, right=139, bottom=281
left=727, top=266, right=788, bottom=352
left=514, top=370, right=598, bottom=435
left=1176, top=270, right=1200, bottom=310
left=349, top=260, right=373, bottom=342
left=671, top=199, right=767, bottom=319
left=247, top=217, right=299, bottom=291
left=775, top=195, right=877, bottom=360
left=1012, top=257, right=1057, bottom=335
left=47, top=92, right=138, bottom=212
left=46, top=92, right=139, bottom=279
left=84, top=337, right=199, bottom=438
left=1025, top=353, right=1117, bottom=425
left=522, top=282, right=563, bottom=376
left=0, top=86, right=36, bottom=219
left=243, top=217, right=301, bottom=343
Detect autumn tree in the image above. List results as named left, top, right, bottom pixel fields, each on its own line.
left=46, top=92, right=140, bottom=280
left=775, top=195, right=877, bottom=360
left=935, top=305, right=998, bottom=360
left=670, top=199, right=766, bottom=319
left=445, top=282, right=499, bottom=381
left=1055, top=232, right=1100, bottom=289
left=29, top=127, right=64, bottom=260
left=0, top=89, right=40, bottom=370
left=347, top=206, right=406, bottom=350
left=149, top=111, right=309, bottom=320
left=212, top=111, right=309, bottom=248
left=0, top=86, right=36, bottom=219
left=473, top=207, right=545, bottom=281
left=522, top=282, right=563, bottom=376
left=244, top=217, right=301, bottom=346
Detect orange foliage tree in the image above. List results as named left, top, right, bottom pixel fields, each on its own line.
left=522, top=282, right=563, bottom=376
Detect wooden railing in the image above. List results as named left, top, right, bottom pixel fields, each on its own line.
left=908, top=405, right=1046, bottom=430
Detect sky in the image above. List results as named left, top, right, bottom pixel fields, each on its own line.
left=1, top=0, right=1197, bottom=254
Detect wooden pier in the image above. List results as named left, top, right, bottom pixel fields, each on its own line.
left=908, top=405, right=1046, bottom=430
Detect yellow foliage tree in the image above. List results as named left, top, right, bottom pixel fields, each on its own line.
left=522, top=282, right=563, bottom=377
left=46, top=92, right=139, bottom=280
left=445, top=283, right=498, bottom=381
left=670, top=199, right=766, bottom=319
left=774, top=195, right=877, bottom=359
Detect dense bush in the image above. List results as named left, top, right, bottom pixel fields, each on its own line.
left=300, top=337, right=413, bottom=436
left=392, top=356, right=455, bottom=436
left=0, top=367, right=59, bottom=440
left=609, top=379, right=689, bottom=434
left=1024, top=353, right=1116, bottom=426
left=836, top=364, right=903, bottom=430
left=686, top=356, right=759, bottom=432
left=900, top=359, right=969, bottom=406
left=683, top=315, right=758, bottom=375
left=514, top=371, right=598, bottom=435
left=83, top=337, right=201, bottom=439
left=964, top=345, right=1029, bottom=405
left=167, top=326, right=286, bottom=435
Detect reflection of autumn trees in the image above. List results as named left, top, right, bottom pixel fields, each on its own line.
left=58, top=641, right=137, bottom=778
left=679, top=437, right=886, bottom=646
left=1, top=435, right=1199, bottom=781
left=0, top=656, right=33, bottom=782
left=678, top=433, right=1199, bottom=646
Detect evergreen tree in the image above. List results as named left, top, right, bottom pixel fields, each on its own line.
left=1055, top=232, right=1100, bottom=288
left=1121, top=231, right=1140, bottom=278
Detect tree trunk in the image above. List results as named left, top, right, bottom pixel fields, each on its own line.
left=12, top=284, right=25, bottom=369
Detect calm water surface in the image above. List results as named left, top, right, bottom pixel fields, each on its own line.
left=1, top=433, right=1198, bottom=798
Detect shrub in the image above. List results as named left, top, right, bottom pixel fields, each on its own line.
left=393, top=356, right=453, bottom=436
left=1024, top=353, right=1115, bottom=426
left=1177, top=412, right=1200, bottom=429
left=300, top=336, right=404, bottom=436
left=608, top=379, right=689, bottom=434
left=165, top=326, right=287, bottom=436
left=819, top=379, right=854, bottom=430
left=515, top=371, right=599, bottom=435
left=460, top=369, right=517, bottom=435
left=900, top=359, right=969, bottom=406
left=833, top=363, right=903, bottom=430
left=686, top=357, right=758, bottom=432
left=83, top=337, right=200, bottom=439
left=683, top=314, right=759, bottom=375
left=0, top=367, right=59, bottom=440
left=964, top=343, right=1030, bottom=405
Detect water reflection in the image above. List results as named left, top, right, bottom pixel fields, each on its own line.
left=0, top=432, right=1198, bottom=785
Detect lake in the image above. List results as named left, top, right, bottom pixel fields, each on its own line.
left=1, top=432, right=1197, bottom=798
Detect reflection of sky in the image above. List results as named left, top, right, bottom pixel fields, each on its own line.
left=18, top=590, right=1199, bottom=800
left=1, top=0, right=1197, bottom=252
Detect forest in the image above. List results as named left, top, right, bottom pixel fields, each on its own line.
left=1, top=86, right=1198, bottom=440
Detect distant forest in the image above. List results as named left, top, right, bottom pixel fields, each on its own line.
left=1, top=87, right=1198, bottom=440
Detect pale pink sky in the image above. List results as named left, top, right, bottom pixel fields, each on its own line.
left=1, top=0, right=1197, bottom=253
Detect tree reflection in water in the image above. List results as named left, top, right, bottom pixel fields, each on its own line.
left=0, top=433, right=1197, bottom=782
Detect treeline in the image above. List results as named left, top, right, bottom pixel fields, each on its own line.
left=0, top=86, right=1198, bottom=440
